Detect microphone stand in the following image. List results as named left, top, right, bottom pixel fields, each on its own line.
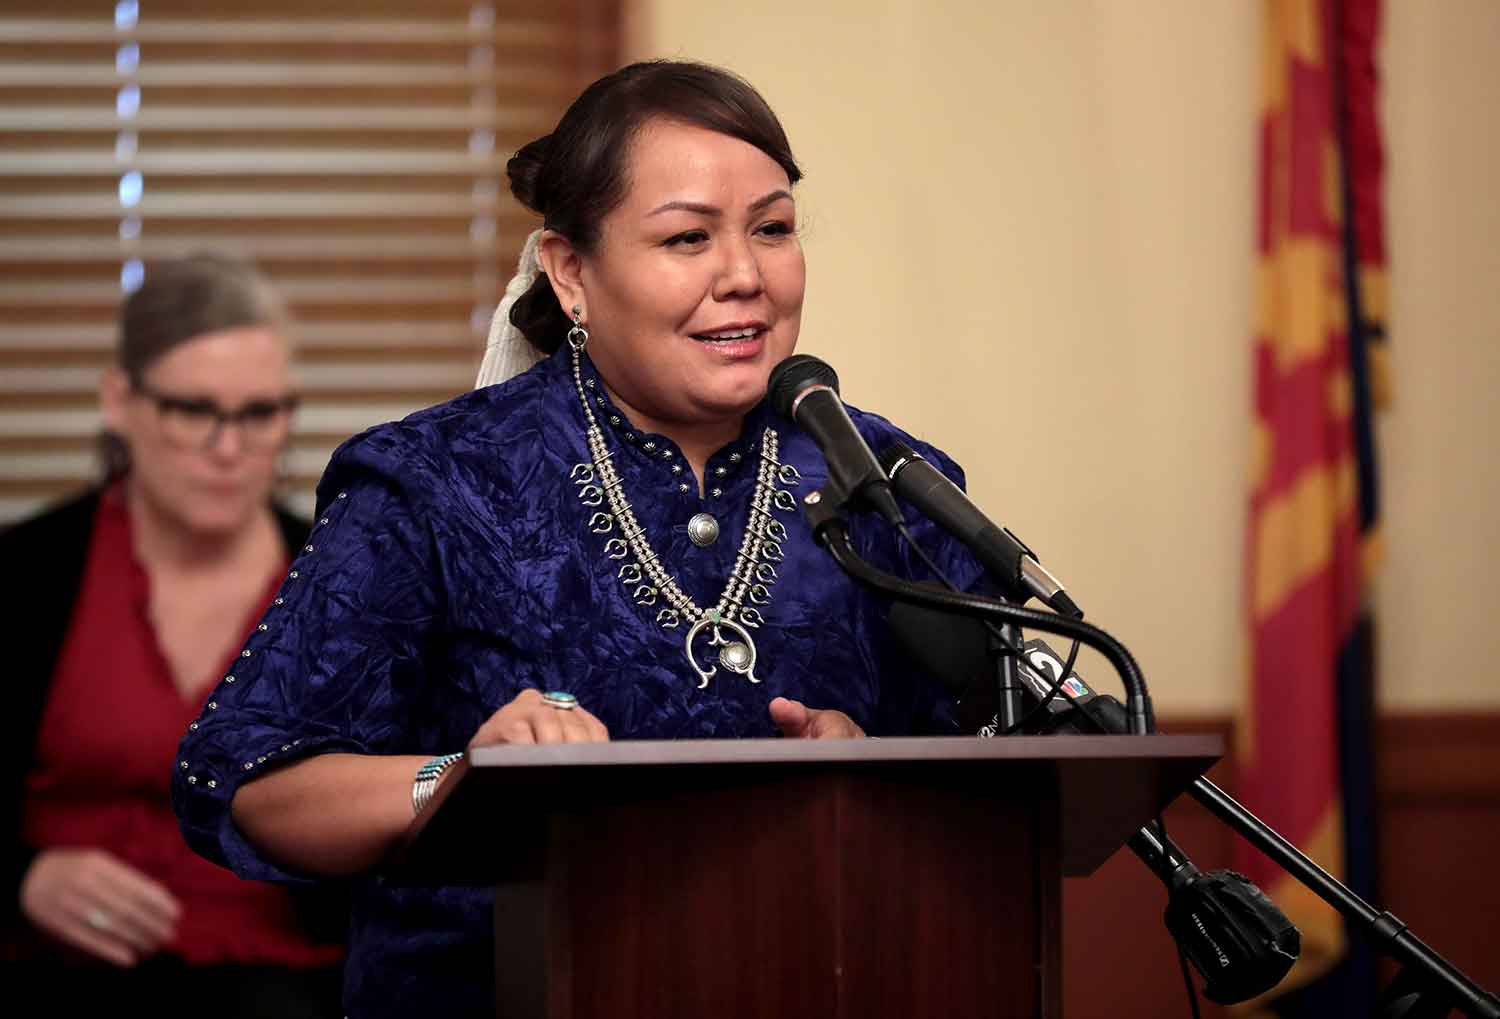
left=989, top=615, right=1026, bottom=734
left=1187, top=779, right=1498, bottom=1019
left=805, top=505, right=1500, bottom=1018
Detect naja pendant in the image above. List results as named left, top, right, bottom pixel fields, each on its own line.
left=684, top=609, right=761, bottom=689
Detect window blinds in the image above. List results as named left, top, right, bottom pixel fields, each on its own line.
left=0, top=0, right=619, bottom=523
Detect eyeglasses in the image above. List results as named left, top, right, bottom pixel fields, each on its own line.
left=132, top=383, right=299, bottom=451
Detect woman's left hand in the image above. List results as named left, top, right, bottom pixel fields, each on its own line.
left=768, top=696, right=865, bottom=739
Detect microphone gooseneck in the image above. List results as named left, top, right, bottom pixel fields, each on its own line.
left=816, top=517, right=1153, bottom=734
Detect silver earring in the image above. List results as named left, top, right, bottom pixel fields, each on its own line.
left=567, top=306, right=589, bottom=353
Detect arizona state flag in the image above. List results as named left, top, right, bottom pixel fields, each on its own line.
left=1239, top=0, right=1386, bottom=1013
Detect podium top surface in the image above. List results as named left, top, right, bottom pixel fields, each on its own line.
left=394, top=734, right=1221, bottom=881
left=459, top=732, right=1219, bottom=770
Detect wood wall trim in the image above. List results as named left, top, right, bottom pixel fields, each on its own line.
left=1153, top=711, right=1500, bottom=804
left=1377, top=712, right=1500, bottom=803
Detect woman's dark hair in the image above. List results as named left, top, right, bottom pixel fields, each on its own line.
left=102, top=253, right=288, bottom=476
left=507, top=60, right=802, bottom=354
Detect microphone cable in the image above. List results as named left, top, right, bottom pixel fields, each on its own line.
left=1000, top=638, right=1084, bottom=736
left=1158, top=806, right=1206, bottom=1018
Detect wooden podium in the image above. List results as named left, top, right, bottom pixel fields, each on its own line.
left=392, top=734, right=1221, bottom=1019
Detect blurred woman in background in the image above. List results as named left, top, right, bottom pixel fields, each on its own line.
left=1, top=254, right=343, bottom=1016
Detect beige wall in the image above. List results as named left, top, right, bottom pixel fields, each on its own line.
left=1378, top=0, right=1500, bottom=710
left=633, top=1, right=1500, bottom=712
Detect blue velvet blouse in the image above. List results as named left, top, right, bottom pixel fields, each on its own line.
left=172, top=346, right=985, bottom=1018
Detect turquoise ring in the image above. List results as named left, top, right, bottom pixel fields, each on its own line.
left=541, top=690, right=579, bottom=711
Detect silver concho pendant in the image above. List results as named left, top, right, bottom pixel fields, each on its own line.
left=684, top=611, right=761, bottom=689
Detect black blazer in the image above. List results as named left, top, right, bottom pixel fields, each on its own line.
left=0, top=489, right=341, bottom=942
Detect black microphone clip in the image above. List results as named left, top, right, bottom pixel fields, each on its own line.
left=797, top=483, right=851, bottom=540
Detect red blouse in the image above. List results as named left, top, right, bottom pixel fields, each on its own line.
left=22, top=485, right=340, bottom=968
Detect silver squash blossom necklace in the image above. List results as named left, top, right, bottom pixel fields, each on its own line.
left=568, top=348, right=802, bottom=688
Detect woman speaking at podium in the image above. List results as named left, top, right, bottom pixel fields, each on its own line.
left=173, top=60, right=986, bottom=1017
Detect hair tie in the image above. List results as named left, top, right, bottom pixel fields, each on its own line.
left=475, top=228, right=547, bottom=389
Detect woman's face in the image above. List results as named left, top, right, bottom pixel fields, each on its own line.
left=103, top=326, right=295, bottom=537
left=574, top=118, right=806, bottom=433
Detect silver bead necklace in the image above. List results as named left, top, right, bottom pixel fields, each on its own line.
left=568, top=349, right=801, bottom=688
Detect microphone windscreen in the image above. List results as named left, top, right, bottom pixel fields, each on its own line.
left=888, top=599, right=991, bottom=696
left=888, top=597, right=999, bottom=731
left=767, top=354, right=840, bottom=418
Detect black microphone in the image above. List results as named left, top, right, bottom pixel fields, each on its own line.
left=767, top=355, right=904, bottom=526
left=887, top=605, right=1301, bottom=1004
left=879, top=442, right=1082, bottom=618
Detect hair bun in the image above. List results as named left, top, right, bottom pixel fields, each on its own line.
left=507, top=135, right=553, bottom=214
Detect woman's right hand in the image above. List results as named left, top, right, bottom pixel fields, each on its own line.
left=468, top=688, right=609, bottom=748
left=19, top=847, right=182, bottom=967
